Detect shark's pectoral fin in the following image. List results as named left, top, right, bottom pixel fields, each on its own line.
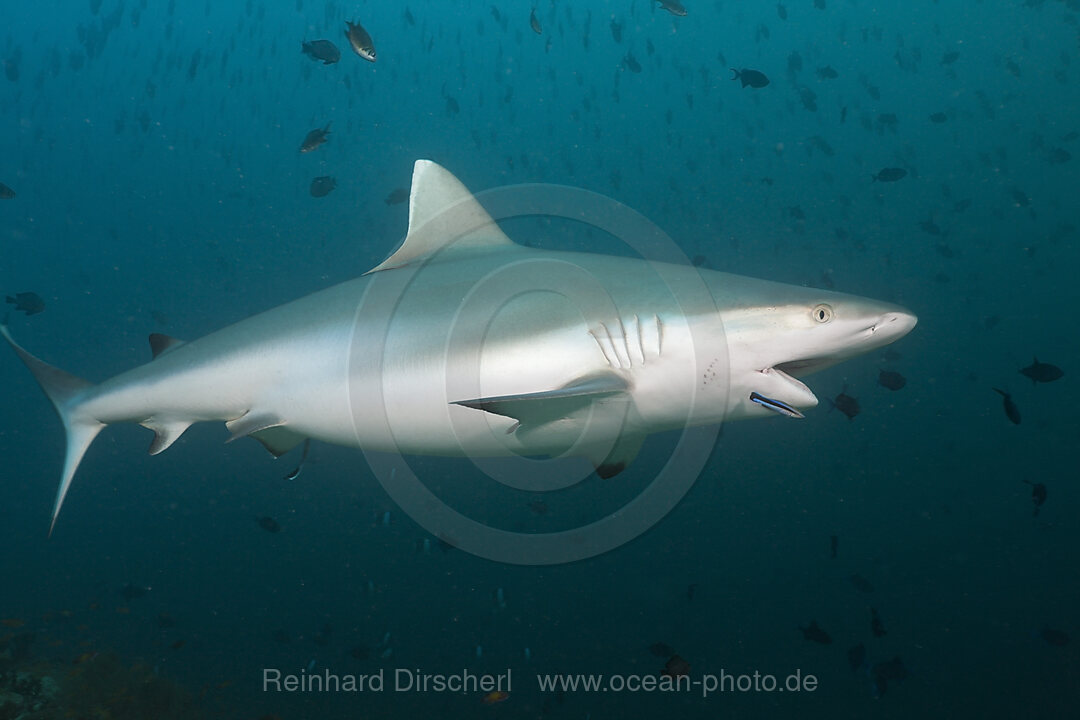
left=143, top=419, right=193, bottom=455
left=586, top=433, right=646, bottom=479
left=250, top=426, right=309, bottom=458
left=225, top=411, right=286, bottom=444
left=451, top=373, right=629, bottom=428
left=148, top=333, right=186, bottom=359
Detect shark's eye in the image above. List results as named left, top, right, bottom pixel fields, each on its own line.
left=812, top=304, right=833, bottom=323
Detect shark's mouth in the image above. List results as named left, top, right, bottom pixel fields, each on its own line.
left=775, top=356, right=841, bottom=378
left=759, top=365, right=819, bottom=408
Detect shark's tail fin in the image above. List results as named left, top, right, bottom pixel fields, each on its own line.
left=1, top=324, right=103, bottom=535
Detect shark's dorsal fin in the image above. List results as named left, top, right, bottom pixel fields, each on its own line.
left=149, top=333, right=185, bottom=359
left=365, top=160, right=513, bottom=274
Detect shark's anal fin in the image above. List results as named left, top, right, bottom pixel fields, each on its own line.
left=1, top=324, right=103, bottom=536
left=451, top=373, right=629, bottom=428
left=364, top=160, right=514, bottom=274
left=587, top=433, right=646, bottom=479
left=149, top=333, right=186, bottom=359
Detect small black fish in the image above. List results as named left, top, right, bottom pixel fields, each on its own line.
left=310, top=176, right=336, bottom=198
left=847, top=643, right=867, bottom=672
left=831, top=389, right=860, bottom=420
left=610, top=18, right=623, bottom=43
left=799, top=620, right=832, bottom=645
left=993, top=388, right=1021, bottom=425
left=929, top=112, right=948, bottom=123
left=344, top=20, right=376, bottom=62
left=299, top=123, right=331, bottom=153
left=829, top=534, right=838, bottom=559
left=656, top=0, right=688, bottom=16
left=529, top=8, right=542, bottom=35
left=0, top=182, right=15, bottom=199
left=686, top=583, right=698, bottom=601
left=776, top=3, right=787, bottom=20
left=816, top=65, right=838, bottom=80
left=257, top=515, right=281, bottom=533
left=1024, top=480, right=1047, bottom=516
left=1041, top=627, right=1070, bottom=647
left=871, top=656, right=908, bottom=697
left=623, top=51, right=642, bottom=74
left=878, top=370, right=907, bottom=391
left=1020, top=357, right=1063, bottom=384
left=156, top=612, right=176, bottom=629
left=301, top=39, right=340, bottom=65
left=6, top=292, right=45, bottom=316
left=384, top=187, right=409, bottom=205
left=941, top=51, right=960, bottom=65
left=731, top=68, right=769, bottom=88
left=871, top=607, right=887, bottom=637
left=662, top=654, right=690, bottom=677
left=120, top=582, right=151, bottom=600
left=849, top=573, right=875, bottom=594
left=648, top=642, right=676, bottom=657
left=349, top=642, right=371, bottom=660
left=873, top=167, right=907, bottom=182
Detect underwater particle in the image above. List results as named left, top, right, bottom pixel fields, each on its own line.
left=6, top=291, right=45, bottom=315
left=529, top=8, right=542, bottom=34
left=662, top=654, right=691, bottom=677
left=831, top=388, right=860, bottom=420
left=872, top=167, right=907, bottom=182
left=257, top=515, right=281, bottom=533
left=385, top=187, right=409, bottom=205
left=482, top=690, right=510, bottom=705
left=992, top=388, right=1021, bottom=425
left=345, top=20, right=376, bottom=62
left=849, top=573, right=875, bottom=594
left=301, top=39, right=341, bottom=65
left=656, top=0, right=688, bottom=16
left=1020, top=357, right=1063, bottom=384
left=0, top=181, right=15, bottom=198
left=310, top=176, right=337, bottom=197
left=299, top=123, right=331, bottom=153
left=731, top=68, right=769, bottom=88
left=799, top=620, right=832, bottom=645
left=1024, top=480, right=1047, bottom=516
left=878, top=370, right=906, bottom=390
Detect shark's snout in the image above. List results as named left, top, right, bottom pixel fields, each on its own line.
left=873, top=310, right=918, bottom=342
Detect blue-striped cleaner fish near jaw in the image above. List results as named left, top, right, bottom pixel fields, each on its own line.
left=749, top=391, right=806, bottom=419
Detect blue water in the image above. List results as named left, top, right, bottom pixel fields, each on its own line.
left=2, top=0, right=1078, bottom=717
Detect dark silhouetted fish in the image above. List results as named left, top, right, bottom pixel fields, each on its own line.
left=1024, top=480, right=1047, bottom=516
left=848, top=643, right=867, bottom=672
left=799, top=620, right=832, bottom=645
left=849, top=573, right=875, bottom=594
left=310, top=176, right=336, bottom=197
left=878, top=370, right=906, bottom=390
left=610, top=18, right=622, bottom=43
left=344, top=20, right=376, bottom=62
left=529, top=9, right=542, bottom=35
left=6, top=292, right=45, bottom=316
left=384, top=187, right=409, bottom=205
left=871, top=607, right=887, bottom=637
left=662, top=654, right=690, bottom=676
left=1041, top=627, right=1069, bottom=646
left=649, top=642, right=676, bottom=657
left=731, top=68, right=769, bottom=88
left=873, top=167, right=907, bottom=182
left=120, top=582, right=151, bottom=600
left=831, top=389, right=860, bottom=420
left=299, top=123, right=331, bottom=153
left=871, top=656, right=908, bottom=697
left=993, top=388, right=1021, bottom=425
left=656, top=0, right=687, bottom=15
left=777, top=3, right=787, bottom=20
left=301, top=40, right=340, bottom=64
left=257, top=515, right=281, bottom=533
left=0, top=182, right=14, bottom=199
left=929, top=112, right=947, bottom=123
left=1020, top=357, right=1063, bottom=384
left=816, top=65, right=838, bottom=79
left=941, top=51, right=960, bottom=65
left=623, top=51, right=642, bottom=73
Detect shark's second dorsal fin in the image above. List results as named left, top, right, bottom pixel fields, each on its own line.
left=149, top=333, right=185, bottom=359
left=365, top=160, right=513, bottom=274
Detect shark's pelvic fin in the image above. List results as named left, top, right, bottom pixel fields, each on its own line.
left=149, top=333, right=186, bottom=359
left=143, top=419, right=193, bottom=455
left=250, top=426, right=309, bottom=457
left=452, top=373, right=629, bottom=428
left=1, top=324, right=103, bottom=536
left=225, top=411, right=286, bottom=444
left=365, top=160, right=514, bottom=274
